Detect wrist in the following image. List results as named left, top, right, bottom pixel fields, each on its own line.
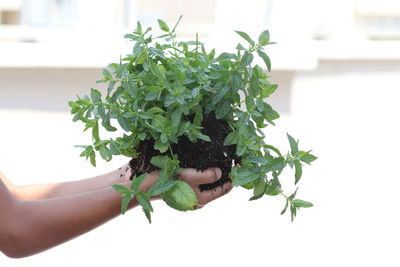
left=110, top=163, right=132, bottom=184
left=138, top=170, right=159, bottom=192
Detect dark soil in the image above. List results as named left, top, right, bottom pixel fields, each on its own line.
left=129, top=113, right=241, bottom=191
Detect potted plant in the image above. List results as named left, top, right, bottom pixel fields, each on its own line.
left=69, top=17, right=317, bottom=223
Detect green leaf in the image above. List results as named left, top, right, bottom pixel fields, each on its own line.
left=143, top=209, right=152, bottom=224
left=257, top=50, right=271, bottom=72
left=261, top=84, right=278, bottom=98
left=107, top=80, right=115, bottom=95
left=215, top=100, right=231, bottom=119
left=294, top=160, right=302, bottom=184
left=171, top=107, right=182, bottom=128
left=262, top=102, right=280, bottom=125
left=117, top=115, right=130, bottom=132
left=223, top=131, right=237, bottom=146
left=235, top=31, right=255, bottom=46
left=146, top=107, right=165, bottom=115
left=69, top=102, right=80, bottom=114
left=236, top=43, right=246, bottom=50
left=150, top=155, right=168, bottom=169
left=249, top=192, right=265, bottom=201
left=145, top=90, right=158, bottom=101
left=152, top=114, right=170, bottom=131
left=92, top=121, right=100, bottom=142
left=266, top=175, right=281, bottom=196
left=124, top=33, right=139, bottom=40
left=262, top=157, right=287, bottom=173
left=72, top=110, right=83, bottom=122
left=154, top=139, right=169, bottom=153
left=79, top=145, right=92, bottom=159
left=131, top=173, right=147, bottom=193
left=217, top=52, right=237, bottom=61
left=89, top=151, right=96, bottom=167
left=137, top=21, right=144, bottom=34
left=158, top=19, right=170, bottom=32
left=249, top=72, right=260, bottom=97
left=97, top=104, right=107, bottom=122
left=143, top=60, right=150, bottom=71
left=101, top=121, right=117, bottom=132
left=99, top=145, right=112, bottom=161
left=287, top=133, right=299, bottom=155
left=109, top=141, right=121, bottom=155
left=258, top=30, right=270, bottom=46
left=230, top=71, right=242, bottom=91
left=161, top=133, right=168, bottom=143
left=112, top=184, right=131, bottom=195
left=299, top=151, right=317, bottom=164
left=280, top=200, right=289, bottom=215
left=246, top=155, right=268, bottom=164
left=110, top=86, right=124, bottom=102
left=91, top=88, right=102, bottom=103
left=292, top=199, right=313, bottom=208
left=211, top=85, right=230, bottom=105
left=236, top=136, right=246, bottom=156
left=162, top=181, right=198, bottom=211
left=195, top=132, right=211, bottom=142
left=136, top=192, right=153, bottom=212
left=148, top=179, right=177, bottom=197
left=102, top=69, right=112, bottom=80
left=253, top=177, right=267, bottom=197
left=121, top=195, right=132, bottom=215
left=290, top=204, right=297, bottom=221
left=242, top=181, right=255, bottom=190
left=230, top=166, right=260, bottom=187
left=193, top=105, right=203, bottom=126
left=289, top=188, right=298, bottom=201
left=240, top=51, right=254, bottom=67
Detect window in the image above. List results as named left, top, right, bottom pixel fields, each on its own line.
left=0, top=0, right=22, bottom=25
left=355, top=0, right=400, bottom=39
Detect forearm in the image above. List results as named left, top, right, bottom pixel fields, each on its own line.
left=5, top=183, right=137, bottom=258
left=10, top=163, right=132, bottom=200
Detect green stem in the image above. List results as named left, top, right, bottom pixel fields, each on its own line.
left=228, top=122, right=235, bottom=132
left=168, top=145, right=174, bottom=157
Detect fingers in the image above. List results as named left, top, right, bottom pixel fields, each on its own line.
left=180, top=168, right=222, bottom=186
left=196, top=181, right=233, bottom=206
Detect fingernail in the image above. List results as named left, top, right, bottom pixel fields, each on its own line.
left=213, top=168, right=222, bottom=179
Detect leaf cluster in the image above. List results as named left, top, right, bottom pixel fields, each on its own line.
left=69, top=17, right=316, bottom=222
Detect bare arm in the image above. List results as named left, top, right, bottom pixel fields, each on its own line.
left=0, top=164, right=131, bottom=200
left=0, top=167, right=231, bottom=258
left=0, top=178, right=138, bottom=258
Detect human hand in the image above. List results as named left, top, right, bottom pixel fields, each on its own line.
left=180, top=168, right=232, bottom=208
left=136, top=167, right=232, bottom=208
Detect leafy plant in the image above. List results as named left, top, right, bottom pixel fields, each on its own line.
left=69, top=16, right=317, bottom=222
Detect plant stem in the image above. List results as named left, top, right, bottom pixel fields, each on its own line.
left=168, top=145, right=174, bottom=157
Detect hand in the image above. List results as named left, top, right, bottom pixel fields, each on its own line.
left=180, top=168, right=232, bottom=208
left=140, top=168, right=232, bottom=208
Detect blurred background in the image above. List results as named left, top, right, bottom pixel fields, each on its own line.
left=1, top=0, right=400, bottom=266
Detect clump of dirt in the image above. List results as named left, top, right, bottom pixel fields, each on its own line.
left=129, top=113, right=241, bottom=191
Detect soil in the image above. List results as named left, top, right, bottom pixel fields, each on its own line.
left=129, top=113, right=241, bottom=191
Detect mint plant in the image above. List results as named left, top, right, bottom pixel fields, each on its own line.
left=69, top=17, right=316, bottom=223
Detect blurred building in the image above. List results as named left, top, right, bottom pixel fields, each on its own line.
left=1, top=0, right=400, bottom=111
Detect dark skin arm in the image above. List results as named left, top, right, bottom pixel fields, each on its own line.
left=0, top=166, right=231, bottom=258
